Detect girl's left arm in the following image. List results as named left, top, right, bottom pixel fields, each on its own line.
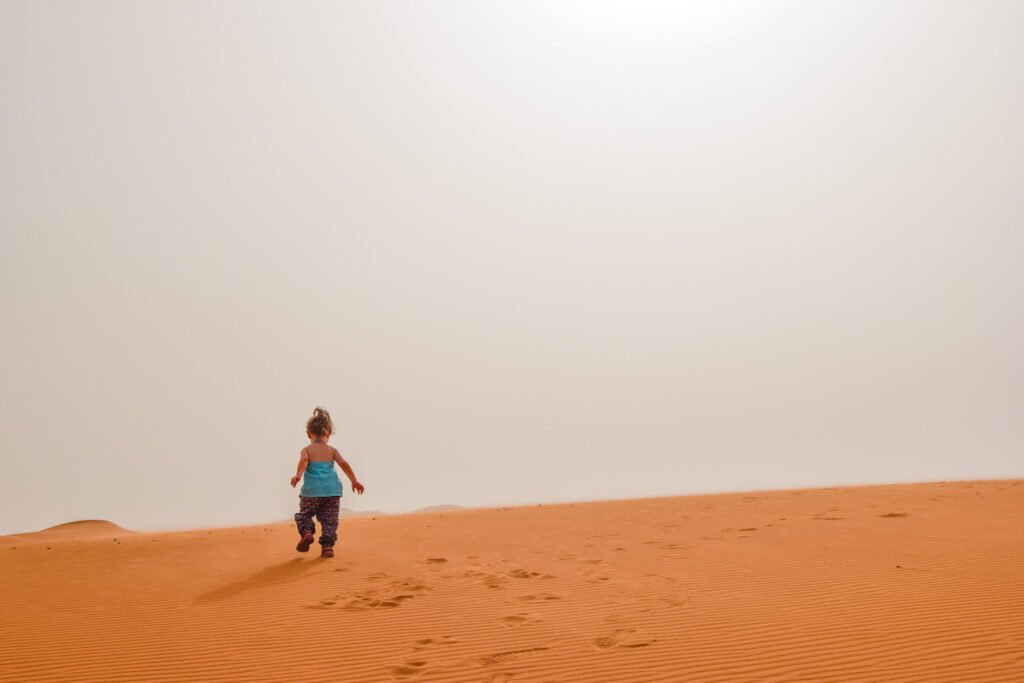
left=290, top=450, right=309, bottom=488
left=334, top=450, right=365, bottom=494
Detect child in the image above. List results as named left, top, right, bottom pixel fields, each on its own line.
left=290, top=407, right=365, bottom=558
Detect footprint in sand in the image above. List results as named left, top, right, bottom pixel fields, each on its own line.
left=409, top=635, right=457, bottom=651
left=484, top=674, right=514, bottom=683
left=481, top=573, right=509, bottom=589
left=426, top=558, right=447, bottom=564
left=644, top=573, right=676, bottom=584
left=475, top=646, right=550, bottom=666
left=392, top=636, right=459, bottom=676
left=391, top=660, right=428, bottom=679
left=592, top=629, right=656, bottom=650
left=464, top=567, right=552, bottom=588
left=313, top=578, right=430, bottom=612
left=344, top=596, right=401, bottom=610
left=879, top=512, right=910, bottom=518
left=507, top=568, right=548, bottom=579
left=304, top=598, right=338, bottom=610
left=660, top=593, right=690, bottom=607
left=515, top=592, right=563, bottom=603
left=500, top=613, right=540, bottom=627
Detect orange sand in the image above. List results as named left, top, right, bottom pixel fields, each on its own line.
left=2, top=480, right=1022, bottom=682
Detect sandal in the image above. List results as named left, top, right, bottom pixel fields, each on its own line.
left=296, top=532, right=314, bottom=552
left=321, top=546, right=335, bottom=558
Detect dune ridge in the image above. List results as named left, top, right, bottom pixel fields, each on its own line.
left=341, top=507, right=388, bottom=519
left=41, top=519, right=127, bottom=533
left=1, top=519, right=129, bottom=544
left=1, top=480, right=1022, bottom=682
left=411, top=505, right=466, bottom=514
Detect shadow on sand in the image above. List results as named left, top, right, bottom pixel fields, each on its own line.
left=195, top=558, right=321, bottom=604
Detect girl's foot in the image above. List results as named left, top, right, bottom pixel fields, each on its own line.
left=321, top=546, right=335, bottom=558
left=296, top=532, right=314, bottom=552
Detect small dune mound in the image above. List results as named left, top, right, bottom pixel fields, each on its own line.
left=22, top=520, right=131, bottom=541
left=42, top=520, right=127, bottom=533
left=340, top=508, right=386, bottom=519
left=3, top=519, right=129, bottom=544
left=412, top=505, right=464, bottom=514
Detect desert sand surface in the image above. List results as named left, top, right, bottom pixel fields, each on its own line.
left=2, top=480, right=1022, bottom=682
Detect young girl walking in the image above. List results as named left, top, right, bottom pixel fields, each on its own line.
left=290, top=407, right=365, bottom=558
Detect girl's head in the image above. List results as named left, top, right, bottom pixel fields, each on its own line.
left=306, top=406, right=333, bottom=440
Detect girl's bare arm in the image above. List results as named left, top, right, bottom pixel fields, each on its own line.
left=290, top=450, right=308, bottom=487
left=334, top=450, right=365, bottom=494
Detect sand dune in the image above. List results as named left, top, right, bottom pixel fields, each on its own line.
left=413, top=505, right=466, bottom=514
left=2, top=519, right=129, bottom=543
left=2, top=480, right=1022, bottom=682
left=341, top=507, right=388, bottom=519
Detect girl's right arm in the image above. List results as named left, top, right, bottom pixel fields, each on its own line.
left=290, top=449, right=309, bottom=487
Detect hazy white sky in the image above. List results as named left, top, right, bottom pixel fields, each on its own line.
left=1, top=1, right=1021, bottom=535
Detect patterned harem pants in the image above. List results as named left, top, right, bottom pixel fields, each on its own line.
left=295, top=496, right=341, bottom=548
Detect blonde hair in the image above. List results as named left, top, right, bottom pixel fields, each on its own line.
left=306, top=406, right=333, bottom=438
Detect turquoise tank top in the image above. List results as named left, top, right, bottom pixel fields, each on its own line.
left=300, top=460, right=343, bottom=497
